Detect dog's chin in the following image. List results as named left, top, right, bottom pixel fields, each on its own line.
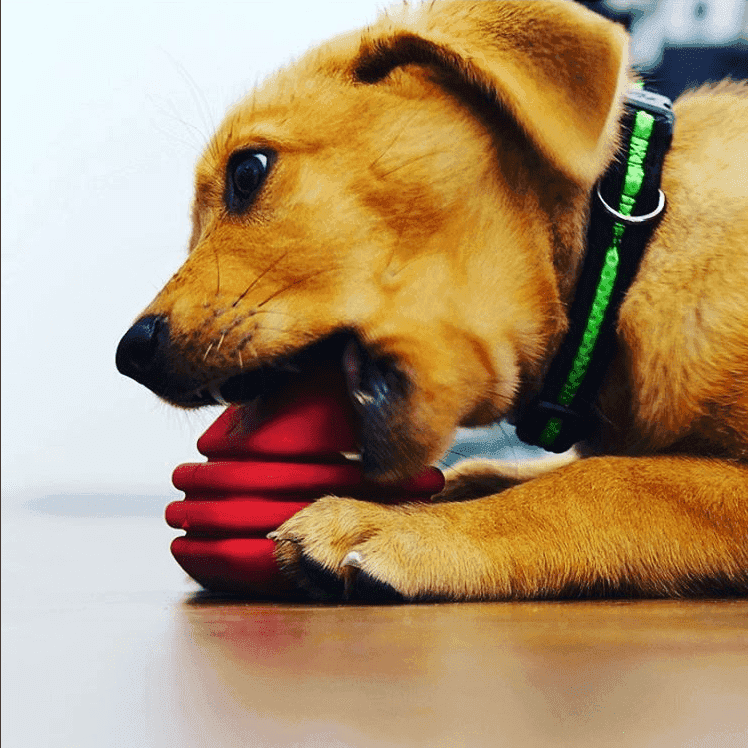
left=358, top=429, right=432, bottom=483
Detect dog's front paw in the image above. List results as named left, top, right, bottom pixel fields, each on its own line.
left=269, top=497, right=406, bottom=601
left=269, top=497, right=502, bottom=602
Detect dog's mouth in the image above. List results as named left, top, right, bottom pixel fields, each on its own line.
left=185, top=333, right=415, bottom=477
left=189, top=366, right=286, bottom=409
left=117, top=317, right=423, bottom=477
left=187, top=333, right=390, bottom=404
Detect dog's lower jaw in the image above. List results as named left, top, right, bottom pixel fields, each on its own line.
left=353, top=390, right=435, bottom=481
left=343, top=337, right=456, bottom=480
left=360, top=426, right=434, bottom=482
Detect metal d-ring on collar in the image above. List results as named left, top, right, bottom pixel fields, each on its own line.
left=596, top=183, right=667, bottom=225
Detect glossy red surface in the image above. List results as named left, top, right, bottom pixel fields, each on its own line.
left=167, top=370, right=444, bottom=596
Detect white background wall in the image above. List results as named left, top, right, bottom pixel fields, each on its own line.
left=1, top=1, right=391, bottom=509
left=4, top=1, right=743, bottom=511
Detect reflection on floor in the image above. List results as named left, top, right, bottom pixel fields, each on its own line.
left=3, top=502, right=747, bottom=748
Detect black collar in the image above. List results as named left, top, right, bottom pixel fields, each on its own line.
left=515, top=86, right=675, bottom=453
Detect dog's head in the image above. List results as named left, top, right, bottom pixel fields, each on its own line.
left=117, top=0, right=628, bottom=479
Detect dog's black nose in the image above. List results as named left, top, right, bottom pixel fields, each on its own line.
left=116, top=314, right=212, bottom=406
left=116, top=314, right=169, bottom=386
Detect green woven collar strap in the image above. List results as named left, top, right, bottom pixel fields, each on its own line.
left=515, top=87, right=674, bottom=453
left=538, top=110, right=657, bottom=447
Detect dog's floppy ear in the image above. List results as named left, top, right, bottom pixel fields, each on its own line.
left=352, top=0, right=629, bottom=188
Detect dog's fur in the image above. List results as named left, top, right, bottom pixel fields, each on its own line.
left=121, top=0, right=748, bottom=600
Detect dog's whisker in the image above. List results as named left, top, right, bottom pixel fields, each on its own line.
left=148, top=116, right=204, bottom=155
left=214, top=246, right=221, bottom=296
left=236, top=333, right=252, bottom=351
left=162, top=50, right=216, bottom=157
left=226, top=316, right=248, bottom=335
left=232, top=250, right=292, bottom=308
left=370, top=110, right=424, bottom=170
left=146, top=90, right=210, bottom=153
left=215, top=333, right=225, bottom=353
left=202, top=342, right=214, bottom=362
left=153, top=100, right=203, bottom=140
left=378, top=150, right=446, bottom=179
left=256, top=268, right=340, bottom=308
left=247, top=309, right=298, bottom=318
left=247, top=324, right=290, bottom=333
left=370, top=134, right=405, bottom=170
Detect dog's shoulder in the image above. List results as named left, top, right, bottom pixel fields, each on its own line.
left=674, top=78, right=748, bottom=108
left=609, top=79, right=748, bottom=455
left=661, top=78, right=748, bottom=234
left=672, top=79, right=748, bottom=155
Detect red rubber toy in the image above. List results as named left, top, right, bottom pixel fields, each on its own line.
left=166, top=369, right=445, bottom=596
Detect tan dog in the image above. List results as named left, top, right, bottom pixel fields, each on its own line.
left=117, top=0, right=748, bottom=600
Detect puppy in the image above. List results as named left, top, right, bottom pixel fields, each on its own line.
left=117, top=0, right=747, bottom=601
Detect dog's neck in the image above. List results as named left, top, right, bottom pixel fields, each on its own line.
left=514, top=87, right=675, bottom=453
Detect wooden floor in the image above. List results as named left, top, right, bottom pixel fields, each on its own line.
left=3, top=503, right=748, bottom=747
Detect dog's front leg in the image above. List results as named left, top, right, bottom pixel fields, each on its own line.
left=270, top=456, right=748, bottom=601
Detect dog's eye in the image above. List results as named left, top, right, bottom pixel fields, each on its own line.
left=234, top=153, right=267, bottom=195
left=226, top=150, right=272, bottom=213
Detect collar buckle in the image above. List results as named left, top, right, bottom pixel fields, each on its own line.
left=596, top=184, right=666, bottom=225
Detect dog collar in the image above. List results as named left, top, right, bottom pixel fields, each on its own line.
left=515, top=86, right=675, bottom=453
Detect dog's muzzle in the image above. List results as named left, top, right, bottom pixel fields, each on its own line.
left=115, top=315, right=265, bottom=407
left=117, top=316, right=412, bottom=475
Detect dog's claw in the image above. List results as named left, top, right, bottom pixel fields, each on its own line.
left=341, top=550, right=365, bottom=569
left=269, top=498, right=447, bottom=601
left=268, top=529, right=301, bottom=543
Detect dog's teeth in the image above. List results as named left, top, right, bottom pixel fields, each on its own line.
left=209, top=384, right=228, bottom=406
left=352, top=389, right=375, bottom=407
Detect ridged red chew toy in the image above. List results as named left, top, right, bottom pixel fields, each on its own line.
left=166, top=370, right=445, bottom=596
